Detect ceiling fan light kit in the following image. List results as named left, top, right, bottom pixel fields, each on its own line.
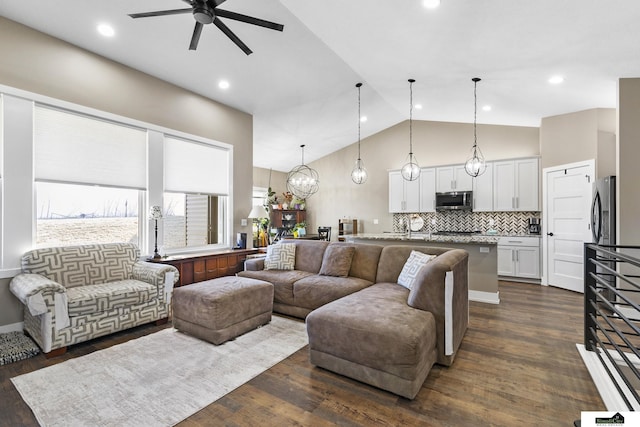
left=401, top=79, right=421, bottom=182
left=464, top=77, right=488, bottom=178
left=129, top=0, right=284, bottom=55
left=351, top=82, right=368, bottom=185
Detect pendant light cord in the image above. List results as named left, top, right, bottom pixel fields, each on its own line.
left=409, top=79, right=414, bottom=155
left=357, top=83, right=362, bottom=160
left=472, top=77, right=480, bottom=150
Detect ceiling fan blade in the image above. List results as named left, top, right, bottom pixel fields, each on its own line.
left=215, top=9, right=284, bottom=32
left=213, top=17, right=252, bottom=55
left=189, top=22, right=204, bottom=50
left=207, top=0, right=228, bottom=7
left=129, top=8, right=192, bottom=19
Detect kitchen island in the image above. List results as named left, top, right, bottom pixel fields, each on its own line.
left=346, top=233, right=500, bottom=304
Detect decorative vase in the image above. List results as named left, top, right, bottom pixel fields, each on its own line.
left=282, top=203, right=288, bottom=210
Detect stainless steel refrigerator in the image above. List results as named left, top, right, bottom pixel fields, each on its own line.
left=591, top=175, right=616, bottom=304
left=591, top=176, right=616, bottom=246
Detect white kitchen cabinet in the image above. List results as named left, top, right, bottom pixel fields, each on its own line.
left=493, top=157, right=539, bottom=211
left=472, top=162, right=493, bottom=212
left=497, top=236, right=540, bottom=279
left=419, top=167, right=437, bottom=212
left=436, top=165, right=473, bottom=193
left=389, top=170, right=420, bottom=213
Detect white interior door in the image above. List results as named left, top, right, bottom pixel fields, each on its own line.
left=543, top=161, right=594, bottom=292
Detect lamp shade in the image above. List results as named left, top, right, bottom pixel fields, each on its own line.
left=248, top=205, right=269, bottom=219
left=149, top=205, right=163, bottom=220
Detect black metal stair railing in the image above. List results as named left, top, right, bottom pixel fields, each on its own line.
left=584, top=243, right=640, bottom=410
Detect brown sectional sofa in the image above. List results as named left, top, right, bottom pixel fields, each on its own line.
left=238, top=239, right=469, bottom=399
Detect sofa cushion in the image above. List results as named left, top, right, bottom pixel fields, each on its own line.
left=347, top=243, right=383, bottom=282
left=319, top=245, right=355, bottom=277
left=398, top=251, right=435, bottom=290
left=65, top=279, right=157, bottom=317
left=376, top=245, right=449, bottom=284
left=20, top=243, right=139, bottom=289
left=292, top=240, right=330, bottom=273
left=238, top=269, right=315, bottom=306
left=306, top=283, right=437, bottom=380
left=264, top=243, right=296, bottom=270
left=293, top=275, right=372, bottom=310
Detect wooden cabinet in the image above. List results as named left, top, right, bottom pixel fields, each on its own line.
left=269, top=209, right=306, bottom=231
left=472, top=162, right=493, bottom=212
left=493, top=157, right=539, bottom=211
left=497, top=236, right=540, bottom=279
left=419, top=167, right=437, bottom=212
left=389, top=170, right=420, bottom=213
left=152, top=248, right=258, bottom=286
left=436, top=165, right=473, bottom=192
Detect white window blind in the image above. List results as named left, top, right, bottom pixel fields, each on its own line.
left=164, top=136, right=229, bottom=195
left=34, top=106, right=147, bottom=189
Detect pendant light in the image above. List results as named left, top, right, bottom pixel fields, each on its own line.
left=286, top=144, right=319, bottom=199
left=464, top=77, right=487, bottom=177
left=401, top=79, right=420, bottom=181
left=351, top=82, right=368, bottom=184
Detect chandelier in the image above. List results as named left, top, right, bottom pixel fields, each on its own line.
left=287, top=144, right=319, bottom=199
left=351, top=82, right=368, bottom=184
left=401, top=78, right=421, bottom=181
left=464, top=77, right=488, bottom=177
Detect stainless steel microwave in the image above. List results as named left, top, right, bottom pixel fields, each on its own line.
left=435, top=191, right=473, bottom=211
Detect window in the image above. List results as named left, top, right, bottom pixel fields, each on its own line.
left=163, top=193, right=227, bottom=250
left=163, top=136, right=231, bottom=251
left=33, top=105, right=147, bottom=248
left=36, top=182, right=140, bottom=247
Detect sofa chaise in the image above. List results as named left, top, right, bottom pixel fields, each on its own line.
left=10, top=243, right=179, bottom=356
left=239, top=239, right=469, bottom=398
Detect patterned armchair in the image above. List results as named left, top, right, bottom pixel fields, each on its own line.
left=9, top=243, right=179, bottom=356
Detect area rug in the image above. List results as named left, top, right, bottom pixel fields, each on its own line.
left=11, top=316, right=308, bottom=427
left=0, top=331, right=40, bottom=365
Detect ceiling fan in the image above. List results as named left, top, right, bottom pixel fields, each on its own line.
left=129, top=0, right=284, bottom=55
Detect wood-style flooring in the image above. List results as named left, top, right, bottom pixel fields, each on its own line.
left=0, top=281, right=604, bottom=426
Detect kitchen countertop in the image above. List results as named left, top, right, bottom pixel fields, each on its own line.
left=346, top=233, right=501, bottom=244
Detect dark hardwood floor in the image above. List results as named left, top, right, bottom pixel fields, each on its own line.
left=0, top=281, right=604, bottom=426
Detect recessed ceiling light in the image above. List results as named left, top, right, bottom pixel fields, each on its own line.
left=97, top=23, right=115, bottom=38
left=423, top=0, right=441, bottom=9
left=414, top=104, right=423, bottom=110
left=548, top=75, right=564, bottom=84
left=360, top=116, right=368, bottom=123
left=218, top=80, right=230, bottom=90
left=482, top=105, right=492, bottom=112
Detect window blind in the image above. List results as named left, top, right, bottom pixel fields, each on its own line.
left=164, top=136, right=229, bottom=195
left=34, top=106, right=147, bottom=189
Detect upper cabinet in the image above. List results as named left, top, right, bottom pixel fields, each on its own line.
left=389, top=170, right=420, bottom=213
left=493, top=157, right=539, bottom=211
left=419, top=168, right=437, bottom=213
left=436, top=165, right=473, bottom=192
left=472, top=162, right=493, bottom=212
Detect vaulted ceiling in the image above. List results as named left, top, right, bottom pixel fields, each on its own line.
left=1, top=0, right=639, bottom=171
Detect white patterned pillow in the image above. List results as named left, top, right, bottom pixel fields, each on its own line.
left=397, top=250, right=435, bottom=290
left=264, top=243, right=296, bottom=270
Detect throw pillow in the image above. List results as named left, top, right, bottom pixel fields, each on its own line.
left=319, top=245, right=356, bottom=277
left=397, top=250, right=435, bottom=290
left=264, top=243, right=296, bottom=270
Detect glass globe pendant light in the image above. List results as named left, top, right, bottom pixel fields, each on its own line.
left=401, top=78, right=421, bottom=181
left=286, top=144, right=319, bottom=199
left=351, top=82, right=368, bottom=184
left=464, top=77, right=488, bottom=177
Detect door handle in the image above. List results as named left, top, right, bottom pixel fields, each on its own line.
left=547, top=232, right=554, bottom=236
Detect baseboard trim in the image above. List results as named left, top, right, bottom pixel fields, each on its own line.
left=469, top=290, right=500, bottom=304
left=0, top=321, right=24, bottom=333
left=576, top=343, right=640, bottom=411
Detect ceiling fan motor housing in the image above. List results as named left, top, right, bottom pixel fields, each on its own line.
left=193, top=5, right=214, bottom=24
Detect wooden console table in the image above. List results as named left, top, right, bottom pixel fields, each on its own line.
left=149, top=248, right=258, bottom=287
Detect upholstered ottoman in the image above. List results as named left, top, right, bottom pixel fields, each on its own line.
left=306, top=283, right=438, bottom=399
left=172, top=276, right=274, bottom=345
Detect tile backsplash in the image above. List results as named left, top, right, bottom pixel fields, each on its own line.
left=393, top=211, right=541, bottom=235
